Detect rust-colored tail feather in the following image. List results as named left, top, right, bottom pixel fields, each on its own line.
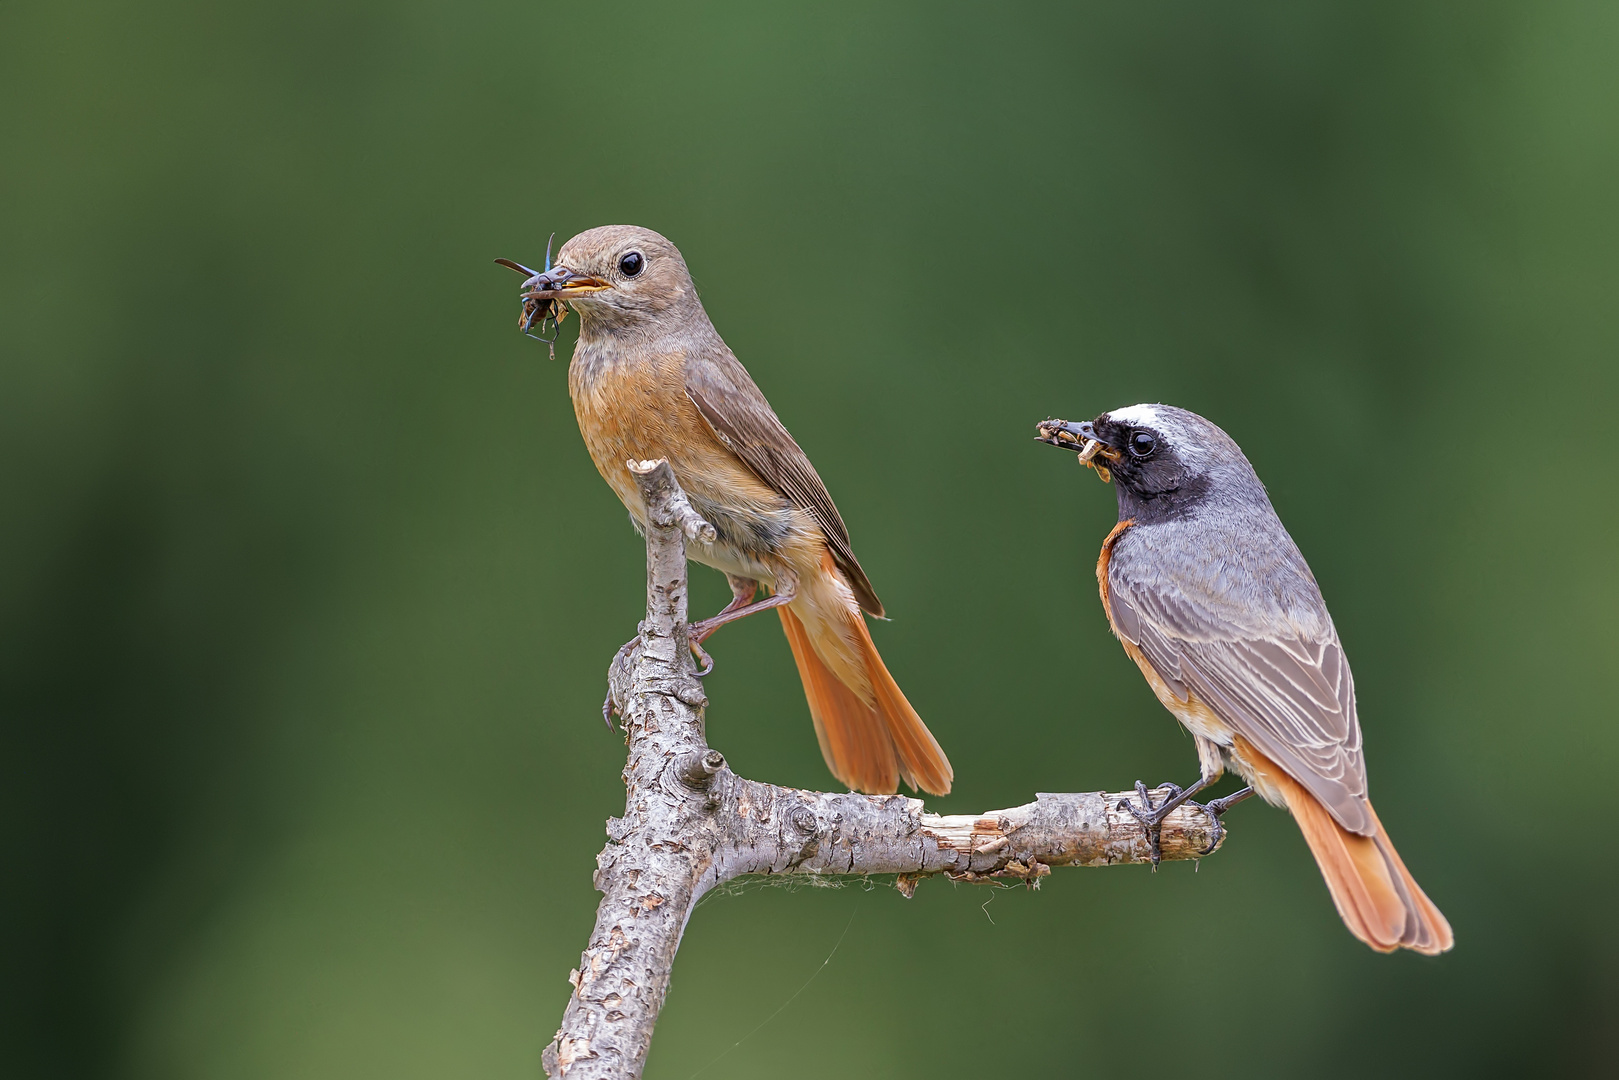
left=1268, top=767, right=1453, bottom=955
left=778, top=606, right=953, bottom=796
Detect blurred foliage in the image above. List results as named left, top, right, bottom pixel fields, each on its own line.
left=3, top=1, right=1617, bottom=1077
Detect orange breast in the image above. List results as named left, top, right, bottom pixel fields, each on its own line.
left=567, top=348, right=799, bottom=557
left=1095, top=517, right=1134, bottom=627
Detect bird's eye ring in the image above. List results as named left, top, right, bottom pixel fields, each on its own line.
left=618, top=251, right=645, bottom=277
left=1128, top=430, right=1157, bottom=458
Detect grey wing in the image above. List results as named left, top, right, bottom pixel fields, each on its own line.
left=685, top=355, right=883, bottom=616
left=1109, top=557, right=1372, bottom=836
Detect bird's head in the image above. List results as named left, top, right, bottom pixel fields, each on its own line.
left=501, top=225, right=700, bottom=335
left=1038, top=404, right=1257, bottom=520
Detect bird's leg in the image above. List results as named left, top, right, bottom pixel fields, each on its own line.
left=682, top=570, right=799, bottom=678
left=600, top=574, right=773, bottom=726
left=689, top=569, right=799, bottom=645
left=601, top=570, right=797, bottom=724
left=1195, top=786, right=1255, bottom=855
left=692, top=575, right=761, bottom=639
left=681, top=575, right=760, bottom=677
left=1119, top=775, right=1218, bottom=867
left=1122, top=737, right=1235, bottom=863
left=1122, top=776, right=1257, bottom=863
left=1205, top=786, right=1254, bottom=815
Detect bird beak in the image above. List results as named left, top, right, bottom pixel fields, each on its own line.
left=512, top=263, right=613, bottom=300
left=1035, top=418, right=1122, bottom=482
left=495, top=256, right=610, bottom=346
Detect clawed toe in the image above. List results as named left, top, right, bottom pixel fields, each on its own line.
left=1118, top=779, right=1179, bottom=826
left=1204, top=787, right=1254, bottom=817
left=689, top=637, right=715, bottom=677
left=1118, top=779, right=1219, bottom=867
left=601, top=635, right=642, bottom=732
left=1195, top=786, right=1253, bottom=853
left=1118, top=780, right=1175, bottom=866
left=1197, top=807, right=1224, bottom=855
left=599, top=625, right=719, bottom=731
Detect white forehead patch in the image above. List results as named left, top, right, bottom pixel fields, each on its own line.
left=1104, top=403, right=1166, bottom=428
left=1104, top=402, right=1209, bottom=467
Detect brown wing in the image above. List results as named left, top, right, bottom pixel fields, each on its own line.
left=1108, top=564, right=1373, bottom=836
left=685, top=356, right=883, bottom=616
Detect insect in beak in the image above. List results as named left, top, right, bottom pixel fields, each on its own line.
left=495, top=233, right=568, bottom=360
left=1075, top=439, right=1115, bottom=483
left=1034, top=418, right=1121, bottom=483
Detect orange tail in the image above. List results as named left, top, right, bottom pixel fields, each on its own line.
left=1263, top=765, right=1453, bottom=955
left=778, top=605, right=953, bottom=796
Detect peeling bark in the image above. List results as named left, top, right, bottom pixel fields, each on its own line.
left=542, top=460, right=1228, bottom=1080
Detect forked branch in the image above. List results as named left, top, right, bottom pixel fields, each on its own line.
left=542, top=459, right=1227, bottom=1080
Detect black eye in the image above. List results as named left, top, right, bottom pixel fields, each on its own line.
left=1128, top=430, right=1157, bottom=458
left=618, top=251, right=644, bottom=277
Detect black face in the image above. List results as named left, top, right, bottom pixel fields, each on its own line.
left=1088, top=415, right=1207, bottom=515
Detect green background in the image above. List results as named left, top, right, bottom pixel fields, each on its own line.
left=5, top=2, right=1616, bottom=1077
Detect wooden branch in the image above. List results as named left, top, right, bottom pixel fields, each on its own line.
left=542, top=460, right=1228, bottom=1080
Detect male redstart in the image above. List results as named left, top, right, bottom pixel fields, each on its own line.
left=501, top=225, right=952, bottom=796
left=1037, top=405, right=1452, bottom=954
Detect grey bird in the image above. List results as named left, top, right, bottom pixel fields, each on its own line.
left=1038, top=404, right=1453, bottom=955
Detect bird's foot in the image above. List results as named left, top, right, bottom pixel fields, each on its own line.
left=1120, top=780, right=1175, bottom=867
left=1119, top=779, right=1213, bottom=867
left=601, top=629, right=718, bottom=729
left=688, top=635, right=715, bottom=677
left=688, top=615, right=724, bottom=646
left=1196, top=786, right=1255, bottom=855
left=601, top=634, right=642, bottom=731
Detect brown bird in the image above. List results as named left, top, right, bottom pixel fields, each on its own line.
left=503, top=225, right=952, bottom=796
left=1038, top=405, right=1452, bottom=954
